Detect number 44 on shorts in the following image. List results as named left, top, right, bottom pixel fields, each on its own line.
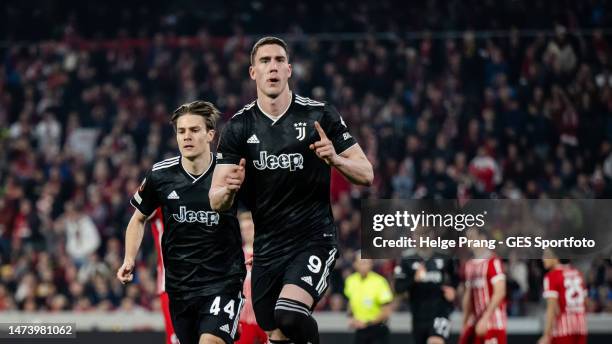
left=210, top=297, right=235, bottom=319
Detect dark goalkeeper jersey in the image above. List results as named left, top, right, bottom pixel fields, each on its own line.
left=394, top=250, right=458, bottom=323
left=216, top=93, right=358, bottom=267
left=130, top=154, right=245, bottom=300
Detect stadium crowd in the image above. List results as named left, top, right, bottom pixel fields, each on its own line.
left=1, top=0, right=612, bottom=318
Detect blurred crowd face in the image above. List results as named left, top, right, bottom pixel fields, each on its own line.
left=250, top=43, right=292, bottom=99
left=175, top=114, right=214, bottom=160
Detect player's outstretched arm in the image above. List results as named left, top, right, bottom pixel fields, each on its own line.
left=209, top=159, right=246, bottom=212
left=310, top=121, right=373, bottom=186
left=117, top=209, right=148, bottom=284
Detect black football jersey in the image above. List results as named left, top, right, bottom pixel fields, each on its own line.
left=216, top=93, right=358, bottom=267
left=394, top=250, right=458, bottom=323
left=130, top=154, right=245, bottom=300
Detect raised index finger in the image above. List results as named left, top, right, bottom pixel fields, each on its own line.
left=314, top=121, right=328, bottom=140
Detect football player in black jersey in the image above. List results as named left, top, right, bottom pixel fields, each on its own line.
left=117, top=101, right=246, bottom=344
left=209, top=37, right=373, bottom=344
left=394, top=230, right=458, bottom=344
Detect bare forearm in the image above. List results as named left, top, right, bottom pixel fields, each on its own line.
left=124, top=215, right=145, bottom=263
left=543, top=301, right=557, bottom=337
left=209, top=186, right=236, bottom=212
left=481, top=286, right=505, bottom=320
left=332, top=154, right=373, bottom=186
left=462, top=290, right=472, bottom=324
left=371, top=304, right=393, bottom=324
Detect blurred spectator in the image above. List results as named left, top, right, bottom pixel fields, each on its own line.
left=59, top=202, right=101, bottom=267
left=507, top=251, right=528, bottom=316
left=469, top=147, right=502, bottom=194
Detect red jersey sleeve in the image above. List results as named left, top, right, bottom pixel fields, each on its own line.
left=543, top=270, right=560, bottom=299
left=487, top=257, right=505, bottom=285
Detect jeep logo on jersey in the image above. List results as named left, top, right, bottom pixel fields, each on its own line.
left=173, top=206, right=220, bottom=225
left=253, top=151, right=304, bottom=171
left=294, top=122, right=307, bottom=141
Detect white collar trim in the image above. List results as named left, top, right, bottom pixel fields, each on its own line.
left=257, top=92, right=293, bottom=125
left=182, top=153, right=213, bottom=184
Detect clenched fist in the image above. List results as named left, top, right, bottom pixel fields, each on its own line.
left=117, top=261, right=135, bottom=284
left=226, top=158, right=246, bottom=192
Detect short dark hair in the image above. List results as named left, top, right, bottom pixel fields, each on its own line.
left=171, top=100, right=220, bottom=131
left=250, top=36, right=289, bottom=65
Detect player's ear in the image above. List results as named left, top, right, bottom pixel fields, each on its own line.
left=206, top=129, right=215, bottom=142
left=287, top=63, right=292, bottom=79
left=249, top=65, right=256, bottom=80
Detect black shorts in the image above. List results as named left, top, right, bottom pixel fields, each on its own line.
left=413, top=316, right=451, bottom=344
left=252, top=245, right=338, bottom=331
left=169, top=292, right=244, bottom=344
left=355, top=323, right=389, bottom=344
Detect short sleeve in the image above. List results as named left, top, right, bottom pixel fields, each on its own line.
left=394, top=259, right=415, bottom=294
left=321, top=105, right=358, bottom=155
left=216, top=119, right=246, bottom=165
left=130, top=170, right=160, bottom=217
left=376, top=276, right=394, bottom=305
left=488, top=257, right=505, bottom=285
left=542, top=274, right=559, bottom=299
left=344, top=275, right=355, bottom=299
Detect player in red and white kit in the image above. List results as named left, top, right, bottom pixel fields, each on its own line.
left=538, top=249, right=587, bottom=344
left=459, top=231, right=507, bottom=344
left=150, top=208, right=179, bottom=344
left=236, top=211, right=268, bottom=344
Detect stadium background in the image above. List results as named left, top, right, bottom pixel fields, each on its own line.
left=1, top=0, right=612, bottom=342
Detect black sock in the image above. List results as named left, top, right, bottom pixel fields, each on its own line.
left=274, top=298, right=319, bottom=344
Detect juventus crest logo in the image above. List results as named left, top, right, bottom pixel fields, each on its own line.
left=294, top=122, right=307, bottom=141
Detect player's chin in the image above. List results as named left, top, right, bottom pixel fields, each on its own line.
left=180, top=150, right=200, bottom=159
left=263, top=87, right=282, bottom=98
